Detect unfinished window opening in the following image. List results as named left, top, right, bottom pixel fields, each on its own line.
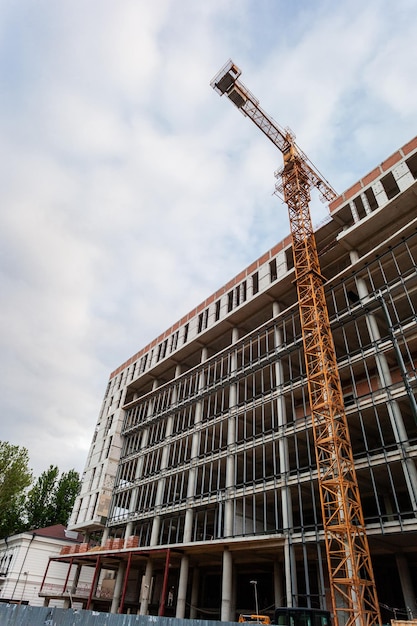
left=241, top=280, right=247, bottom=302
left=285, top=247, right=294, bottom=271
left=405, top=152, right=417, bottom=179
left=269, top=258, right=277, bottom=282
left=183, top=323, right=189, bottom=344
left=170, top=331, right=179, bottom=352
left=215, top=299, right=221, bottom=321
left=343, top=393, right=355, bottom=407
left=364, top=187, right=378, bottom=212
left=381, top=171, right=400, bottom=200
left=235, top=285, right=240, bottom=307
left=252, top=272, right=259, bottom=295
left=227, top=291, right=234, bottom=312
left=353, top=195, right=367, bottom=220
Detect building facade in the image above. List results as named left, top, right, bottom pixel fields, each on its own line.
left=0, top=525, right=84, bottom=607
left=42, top=137, right=417, bottom=621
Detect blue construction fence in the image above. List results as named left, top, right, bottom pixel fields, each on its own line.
left=0, top=604, right=236, bottom=626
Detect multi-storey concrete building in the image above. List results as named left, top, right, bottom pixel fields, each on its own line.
left=42, top=136, right=417, bottom=621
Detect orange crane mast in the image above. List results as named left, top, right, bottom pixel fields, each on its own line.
left=211, top=60, right=382, bottom=626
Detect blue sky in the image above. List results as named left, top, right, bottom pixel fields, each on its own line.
left=0, top=0, right=416, bottom=477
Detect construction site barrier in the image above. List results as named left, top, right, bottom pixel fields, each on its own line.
left=0, top=604, right=236, bottom=626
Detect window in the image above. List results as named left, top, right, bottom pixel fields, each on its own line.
left=406, top=152, right=417, bottom=179
left=171, top=331, right=179, bottom=352
left=353, top=195, right=366, bottom=220
left=215, top=300, right=221, bottom=321
left=381, top=171, right=400, bottom=200
left=227, top=291, right=234, bottom=312
left=364, top=187, right=378, bottom=211
left=269, top=258, right=277, bottom=282
left=183, top=323, right=189, bottom=344
left=252, top=272, right=259, bottom=294
left=198, top=308, right=209, bottom=333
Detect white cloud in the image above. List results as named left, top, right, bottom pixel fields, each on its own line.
left=0, top=0, right=416, bottom=477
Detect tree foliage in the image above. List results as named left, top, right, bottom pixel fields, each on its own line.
left=25, top=465, right=81, bottom=529
left=0, top=441, right=81, bottom=538
left=0, top=441, right=32, bottom=537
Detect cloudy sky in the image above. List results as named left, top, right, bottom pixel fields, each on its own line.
left=0, top=0, right=416, bottom=478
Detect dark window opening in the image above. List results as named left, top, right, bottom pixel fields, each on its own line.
left=198, top=308, right=209, bottom=332
left=198, top=313, right=204, bottom=334
left=353, top=195, right=367, bottom=220
left=347, top=290, right=360, bottom=303
left=227, top=291, right=234, bottom=312
left=364, top=187, right=378, bottom=212
left=285, top=248, right=294, bottom=271
left=235, top=286, right=240, bottom=307
left=183, top=324, right=189, bottom=344
left=171, top=331, right=179, bottom=352
left=344, top=393, right=355, bottom=407
left=269, top=258, right=278, bottom=281
left=252, top=272, right=259, bottom=295
left=406, top=152, right=417, bottom=179
left=381, top=171, right=400, bottom=200
left=215, top=300, right=221, bottom=321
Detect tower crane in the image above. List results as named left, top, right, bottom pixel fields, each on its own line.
left=211, top=60, right=381, bottom=626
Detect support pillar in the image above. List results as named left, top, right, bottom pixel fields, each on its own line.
left=225, top=328, right=239, bottom=538
left=176, top=554, right=189, bottom=618
left=273, top=302, right=297, bottom=606
left=274, top=560, right=284, bottom=608
left=111, top=560, right=126, bottom=614
left=184, top=348, right=208, bottom=542
left=86, top=556, right=101, bottom=610
left=190, top=566, right=200, bottom=619
left=140, top=559, right=153, bottom=615
left=221, top=547, right=233, bottom=621
left=101, top=527, right=110, bottom=546
left=396, top=553, right=417, bottom=619
left=125, top=521, right=134, bottom=545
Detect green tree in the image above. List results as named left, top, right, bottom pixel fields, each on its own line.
left=52, top=469, right=81, bottom=525
left=25, top=465, right=80, bottom=529
left=0, top=441, right=32, bottom=538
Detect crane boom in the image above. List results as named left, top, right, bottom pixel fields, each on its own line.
left=211, top=60, right=382, bottom=626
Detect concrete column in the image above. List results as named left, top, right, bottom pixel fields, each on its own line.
left=70, top=563, right=82, bottom=596
left=125, top=521, right=133, bottom=545
left=176, top=554, right=189, bottom=618
left=224, top=328, right=239, bottom=538
left=273, top=560, right=284, bottom=608
left=110, top=561, right=126, bottom=614
left=190, top=567, right=200, bottom=619
left=350, top=251, right=417, bottom=512
left=127, top=383, right=158, bottom=528
left=221, top=547, right=233, bottom=621
left=184, top=347, right=208, bottom=542
left=140, top=559, right=153, bottom=615
left=101, top=527, right=110, bottom=546
left=273, top=302, right=297, bottom=606
left=150, top=516, right=161, bottom=546
left=154, top=367, right=181, bottom=508
left=150, top=370, right=181, bottom=547
left=396, top=553, right=417, bottom=618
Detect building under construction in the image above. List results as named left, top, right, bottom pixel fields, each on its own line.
left=41, top=135, right=417, bottom=622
